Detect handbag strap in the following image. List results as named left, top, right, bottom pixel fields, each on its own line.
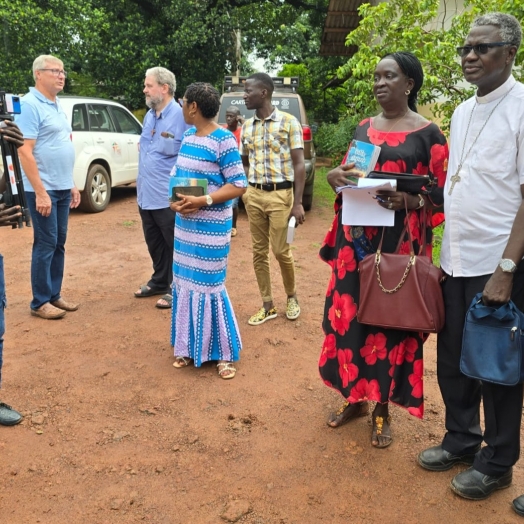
left=378, top=194, right=415, bottom=255
left=374, top=251, right=415, bottom=294
left=375, top=193, right=426, bottom=295
left=392, top=197, right=428, bottom=256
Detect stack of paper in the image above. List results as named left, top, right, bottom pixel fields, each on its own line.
left=341, top=178, right=397, bottom=227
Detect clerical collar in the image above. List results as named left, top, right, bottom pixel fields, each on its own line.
left=476, top=75, right=516, bottom=105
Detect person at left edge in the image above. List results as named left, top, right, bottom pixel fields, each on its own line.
left=134, top=67, right=189, bottom=310
left=0, top=119, right=25, bottom=425
left=16, top=54, right=80, bottom=320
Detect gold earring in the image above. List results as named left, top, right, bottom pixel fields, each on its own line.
left=405, top=90, right=411, bottom=96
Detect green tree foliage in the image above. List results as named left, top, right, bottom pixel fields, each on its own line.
left=0, top=0, right=103, bottom=93
left=237, top=0, right=345, bottom=123
left=0, top=0, right=333, bottom=113
left=278, top=62, right=347, bottom=123
left=80, top=0, right=240, bottom=107
left=339, top=0, right=524, bottom=130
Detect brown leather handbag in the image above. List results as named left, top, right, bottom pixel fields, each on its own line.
left=357, top=202, right=445, bottom=333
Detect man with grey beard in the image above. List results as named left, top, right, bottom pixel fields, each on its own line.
left=134, top=67, right=187, bottom=309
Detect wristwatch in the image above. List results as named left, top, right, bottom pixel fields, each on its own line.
left=205, top=194, right=213, bottom=206
left=416, top=195, right=425, bottom=209
left=499, top=258, right=517, bottom=273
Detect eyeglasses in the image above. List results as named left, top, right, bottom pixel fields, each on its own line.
left=456, top=42, right=514, bottom=57
left=39, top=68, right=68, bottom=78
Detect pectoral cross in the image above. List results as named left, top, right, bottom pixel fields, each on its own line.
left=448, top=172, right=461, bottom=195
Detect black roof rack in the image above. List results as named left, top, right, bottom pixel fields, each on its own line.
left=223, top=76, right=300, bottom=93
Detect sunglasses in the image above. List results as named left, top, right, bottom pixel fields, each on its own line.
left=456, top=41, right=515, bottom=57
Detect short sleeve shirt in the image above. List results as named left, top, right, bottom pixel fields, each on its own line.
left=137, top=100, right=189, bottom=209
left=440, top=76, right=524, bottom=277
left=15, top=87, right=75, bottom=191
left=240, top=108, right=303, bottom=184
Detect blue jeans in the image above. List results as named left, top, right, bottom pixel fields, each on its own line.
left=0, top=255, right=5, bottom=387
left=26, top=190, right=71, bottom=309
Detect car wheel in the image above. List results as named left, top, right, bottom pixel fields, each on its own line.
left=302, top=171, right=315, bottom=212
left=78, top=164, right=111, bottom=213
left=302, top=193, right=313, bottom=212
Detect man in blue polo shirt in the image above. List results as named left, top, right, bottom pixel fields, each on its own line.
left=134, top=67, right=187, bottom=309
left=17, top=54, right=80, bottom=320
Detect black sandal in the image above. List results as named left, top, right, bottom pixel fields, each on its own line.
left=327, top=401, right=369, bottom=428
left=371, top=415, right=393, bottom=448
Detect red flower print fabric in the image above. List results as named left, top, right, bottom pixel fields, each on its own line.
left=378, top=159, right=407, bottom=173
left=348, top=378, right=381, bottom=403
left=319, top=334, right=337, bottom=367
left=336, top=246, right=356, bottom=279
left=319, top=118, right=448, bottom=421
left=367, top=125, right=408, bottom=147
left=328, top=291, right=356, bottom=336
left=338, top=349, right=359, bottom=388
left=409, top=359, right=424, bottom=398
left=360, top=333, right=388, bottom=365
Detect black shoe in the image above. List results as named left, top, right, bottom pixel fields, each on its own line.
left=513, top=495, right=524, bottom=517
left=0, top=403, right=23, bottom=426
left=418, top=444, right=479, bottom=471
left=450, top=467, right=512, bottom=500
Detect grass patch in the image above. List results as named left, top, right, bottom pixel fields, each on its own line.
left=122, top=220, right=136, bottom=228
left=432, top=224, right=444, bottom=267
left=313, top=167, right=335, bottom=209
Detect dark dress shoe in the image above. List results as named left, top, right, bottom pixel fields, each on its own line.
left=0, top=403, right=23, bottom=426
left=513, top=495, right=524, bottom=517
left=418, top=444, right=479, bottom=471
left=450, top=467, right=512, bottom=500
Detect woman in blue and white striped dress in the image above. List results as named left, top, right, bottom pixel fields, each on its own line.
left=169, top=83, right=247, bottom=379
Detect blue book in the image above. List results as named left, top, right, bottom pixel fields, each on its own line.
left=345, top=139, right=381, bottom=177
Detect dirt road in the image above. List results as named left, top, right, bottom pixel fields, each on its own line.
left=0, top=186, right=522, bottom=523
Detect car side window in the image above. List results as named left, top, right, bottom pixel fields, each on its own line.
left=88, top=105, right=116, bottom=133
left=109, top=107, right=142, bottom=135
left=72, top=104, right=88, bottom=131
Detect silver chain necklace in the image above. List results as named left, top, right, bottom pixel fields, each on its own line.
left=449, top=84, right=515, bottom=195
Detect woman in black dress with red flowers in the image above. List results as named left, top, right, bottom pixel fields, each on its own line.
left=319, top=52, right=449, bottom=447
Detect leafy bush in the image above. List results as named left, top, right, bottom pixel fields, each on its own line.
left=314, top=115, right=362, bottom=166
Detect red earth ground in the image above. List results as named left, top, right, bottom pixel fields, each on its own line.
left=0, top=184, right=522, bottom=524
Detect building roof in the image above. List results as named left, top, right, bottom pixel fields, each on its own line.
left=319, top=0, right=368, bottom=56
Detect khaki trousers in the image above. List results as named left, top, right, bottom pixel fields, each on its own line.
left=243, top=186, right=296, bottom=303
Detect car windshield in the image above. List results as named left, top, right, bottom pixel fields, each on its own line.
left=217, top=96, right=301, bottom=124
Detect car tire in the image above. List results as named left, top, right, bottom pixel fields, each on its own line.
left=302, top=193, right=313, bottom=212
left=79, top=163, right=111, bottom=213
left=302, top=171, right=315, bottom=212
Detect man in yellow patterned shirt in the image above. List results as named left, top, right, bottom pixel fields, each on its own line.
left=240, top=73, right=306, bottom=326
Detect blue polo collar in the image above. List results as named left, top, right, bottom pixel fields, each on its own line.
left=29, top=86, right=59, bottom=106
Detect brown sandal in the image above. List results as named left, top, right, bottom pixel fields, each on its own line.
left=327, top=401, right=369, bottom=428
left=371, top=415, right=393, bottom=448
